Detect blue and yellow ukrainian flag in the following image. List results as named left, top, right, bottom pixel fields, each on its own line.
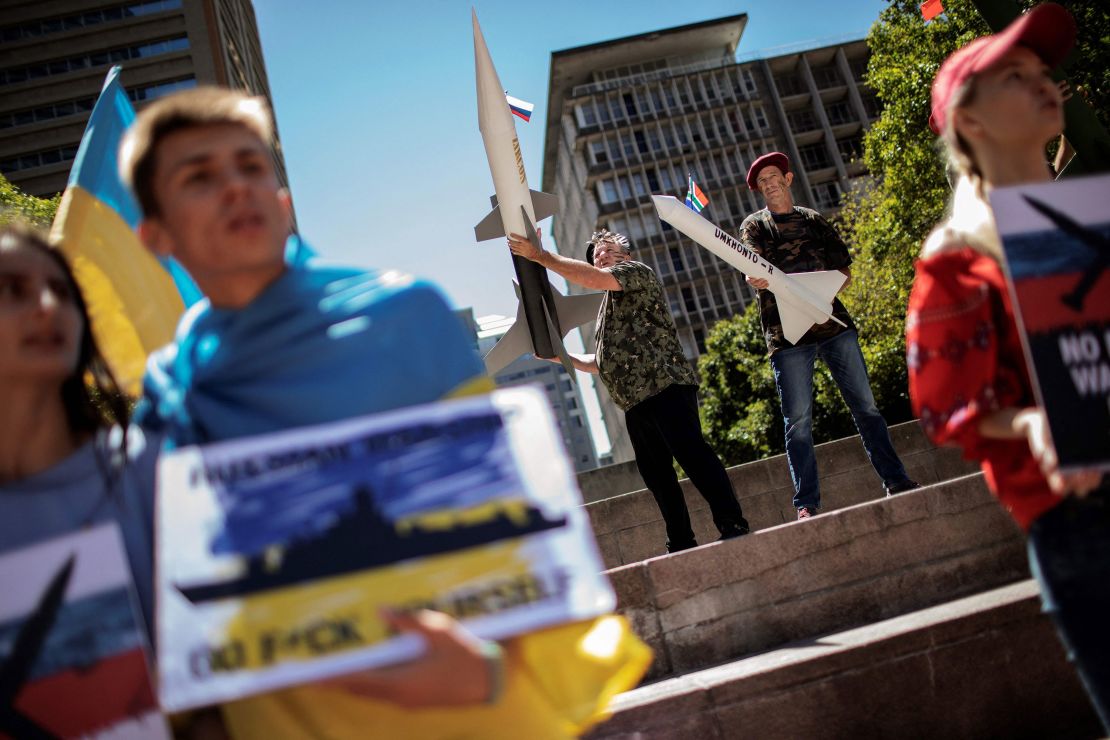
left=50, top=66, right=200, bottom=395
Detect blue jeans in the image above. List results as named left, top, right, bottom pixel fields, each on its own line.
left=770, top=329, right=909, bottom=510
left=1027, top=489, right=1110, bottom=734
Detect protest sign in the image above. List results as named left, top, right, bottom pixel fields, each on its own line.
left=156, top=387, right=614, bottom=711
left=0, top=525, right=168, bottom=739
left=992, top=173, right=1110, bottom=472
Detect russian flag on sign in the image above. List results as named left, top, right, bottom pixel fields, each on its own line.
left=506, top=93, right=534, bottom=122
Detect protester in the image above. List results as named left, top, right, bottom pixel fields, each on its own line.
left=0, top=225, right=156, bottom=631
left=123, top=87, right=649, bottom=739
left=906, top=4, right=1108, bottom=731
left=739, top=151, right=919, bottom=519
left=508, top=228, right=750, bottom=552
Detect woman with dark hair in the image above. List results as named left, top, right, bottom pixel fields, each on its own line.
left=906, top=4, right=1108, bottom=730
left=0, top=224, right=158, bottom=634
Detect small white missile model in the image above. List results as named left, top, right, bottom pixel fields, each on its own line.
left=651, top=195, right=847, bottom=345
left=472, top=10, right=603, bottom=376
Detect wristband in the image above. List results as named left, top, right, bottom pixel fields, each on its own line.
left=479, top=640, right=505, bottom=705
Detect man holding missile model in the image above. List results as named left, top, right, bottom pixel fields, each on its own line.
left=740, top=152, right=918, bottom=520
left=508, top=229, right=750, bottom=553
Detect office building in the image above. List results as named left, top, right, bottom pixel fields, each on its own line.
left=459, top=310, right=600, bottom=473
left=543, top=15, right=878, bottom=462
left=0, top=0, right=289, bottom=197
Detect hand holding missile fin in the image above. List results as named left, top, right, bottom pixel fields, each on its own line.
left=651, top=195, right=847, bottom=345
left=472, top=10, right=603, bottom=377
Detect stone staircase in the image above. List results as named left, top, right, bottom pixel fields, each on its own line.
left=579, top=422, right=1103, bottom=738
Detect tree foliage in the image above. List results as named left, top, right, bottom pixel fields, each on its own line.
left=700, top=0, right=1110, bottom=466
left=0, top=172, right=59, bottom=229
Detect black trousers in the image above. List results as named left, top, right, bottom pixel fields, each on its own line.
left=624, top=383, right=747, bottom=551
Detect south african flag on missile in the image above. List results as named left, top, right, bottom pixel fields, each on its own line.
left=685, top=175, right=708, bottom=213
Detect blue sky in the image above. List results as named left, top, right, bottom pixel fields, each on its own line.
left=252, top=0, right=889, bottom=454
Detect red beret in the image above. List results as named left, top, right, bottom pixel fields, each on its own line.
left=929, top=3, right=1074, bottom=135
left=746, top=152, right=790, bottom=191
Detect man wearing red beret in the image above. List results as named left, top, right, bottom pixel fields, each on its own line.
left=740, top=152, right=918, bottom=520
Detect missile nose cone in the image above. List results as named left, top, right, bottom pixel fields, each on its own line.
left=651, top=195, right=677, bottom=219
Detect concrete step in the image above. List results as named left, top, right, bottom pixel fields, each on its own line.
left=587, top=580, right=1103, bottom=739
left=608, top=474, right=1029, bottom=680
left=588, top=420, right=979, bottom=569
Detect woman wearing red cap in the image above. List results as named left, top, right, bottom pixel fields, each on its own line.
left=906, top=3, right=1108, bottom=730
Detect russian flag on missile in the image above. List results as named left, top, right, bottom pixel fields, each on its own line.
left=50, top=66, right=201, bottom=395
left=685, top=175, right=709, bottom=213
left=506, top=93, right=534, bottom=122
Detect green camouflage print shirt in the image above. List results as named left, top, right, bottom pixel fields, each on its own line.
left=595, top=261, right=696, bottom=410
left=738, top=206, right=855, bottom=356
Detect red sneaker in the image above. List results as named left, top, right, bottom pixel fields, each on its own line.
left=797, top=506, right=819, bottom=520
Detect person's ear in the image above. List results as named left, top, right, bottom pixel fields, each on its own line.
left=954, top=108, right=985, bottom=141
left=784, top=171, right=794, bottom=187
left=138, top=218, right=173, bottom=257
left=277, top=188, right=293, bottom=230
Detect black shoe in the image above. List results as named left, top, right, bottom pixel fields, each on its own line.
left=884, top=479, right=922, bottom=496
left=717, top=522, right=750, bottom=541
left=667, top=541, right=698, bottom=553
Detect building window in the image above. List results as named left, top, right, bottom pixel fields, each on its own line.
left=576, top=103, right=598, bottom=128
left=837, top=135, right=864, bottom=163
left=693, top=328, right=707, bottom=354
left=670, top=247, right=684, bottom=273
left=787, top=109, right=819, bottom=133
left=824, top=100, right=854, bottom=126
left=562, top=380, right=572, bottom=392
left=798, top=143, right=833, bottom=170
left=775, top=74, right=807, bottom=97
left=861, top=94, right=882, bottom=119
left=599, top=179, right=619, bottom=204
left=811, top=66, right=843, bottom=89
left=589, top=140, right=608, bottom=165
left=0, top=144, right=78, bottom=173
left=752, top=105, right=768, bottom=130
left=743, top=68, right=758, bottom=94
left=617, top=176, right=633, bottom=200
left=567, top=399, right=578, bottom=410
left=813, top=181, right=842, bottom=209
left=623, top=93, right=637, bottom=117
left=0, top=0, right=183, bottom=44
left=1, top=35, right=189, bottom=85
left=682, top=286, right=697, bottom=312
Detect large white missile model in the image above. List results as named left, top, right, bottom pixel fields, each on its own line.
left=472, top=10, right=603, bottom=376
left=652, top=195, right=847, bottom=345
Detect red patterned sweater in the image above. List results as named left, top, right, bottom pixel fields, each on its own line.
left=906, top=247, right=1059, bottom=531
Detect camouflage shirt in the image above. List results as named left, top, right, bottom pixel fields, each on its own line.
left=738, top=206, right=855, bottom=356
left=595, top=261, right=696, bottom=410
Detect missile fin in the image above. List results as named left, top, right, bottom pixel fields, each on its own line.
left=779, top=302, right=818, bottom=346
left=541, top=297, right=577, bottom=378
left=474, top=204, right=505, bottom=242
left=549, top=285, right=605, bottom=335
left=483, top=292, right=531, bottom=374
left=790, top=269, right=848, bottom=306
left=529, top=189, right=559, bottom=222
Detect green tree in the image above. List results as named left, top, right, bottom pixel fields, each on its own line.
left=700, top=0, right=1109, bottom=466
left=0, top=172, right=60, bottom=228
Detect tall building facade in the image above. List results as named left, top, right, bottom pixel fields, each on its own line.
left=0, top=0, right=289, bottom=198
left=543, top=15, right=878, bottom=463
left=458, top=310, right=600, bottom=473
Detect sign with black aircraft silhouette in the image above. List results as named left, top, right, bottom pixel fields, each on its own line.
left=0, top=525, right=169, bottom=739
left=156, top=387, right=615, bottom=711
left=992, top=173, right=1110, bottom=472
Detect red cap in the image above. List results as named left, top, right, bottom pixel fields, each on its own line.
left=746, top=151, right=790, bottom=191
left=929, top=3, right=1075, bottom=135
